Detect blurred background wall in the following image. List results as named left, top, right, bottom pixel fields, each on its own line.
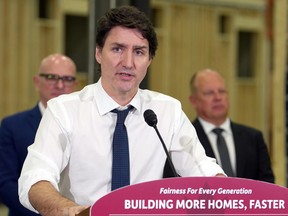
left=0, top=0, right=287, bottom=187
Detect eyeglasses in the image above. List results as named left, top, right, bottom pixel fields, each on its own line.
left=39, top=73, right=76, bottom=86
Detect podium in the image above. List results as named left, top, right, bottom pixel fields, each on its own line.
left=77, top=177, right=287, bottom=215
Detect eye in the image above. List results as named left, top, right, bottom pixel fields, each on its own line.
left=62, top=76, right=76, bottom=82
left=135, top=49, right=144, bottom=56
left=203, top=91, right=214, bottom=96
left=46, top=74, right=58, bottom=80
left=112, top=46, right=122, bottom=53
left=219, top=89, right=227, bottom=94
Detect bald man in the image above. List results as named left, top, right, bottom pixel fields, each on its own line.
left=189, top=69, right=274, bottom=182
left=0, top=54, right=78, bottom=216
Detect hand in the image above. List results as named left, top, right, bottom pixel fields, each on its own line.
left=61, top=205, right=90, bottom=216
left=215, top=173, right=227, bottom=177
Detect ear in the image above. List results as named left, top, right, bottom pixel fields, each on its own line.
left=189, top=95, right=197, bottom=108
left=95, top=47, right=102, bottom=64
left=33, top=75, right=40, bottom=91
left=147, top=58, right=152, bottom=67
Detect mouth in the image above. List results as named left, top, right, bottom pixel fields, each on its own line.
left=52, top=92, right=64, bottom=97
left=116, top=71, right=134, bottom=80
left=118, top=72, right=132, bottom=76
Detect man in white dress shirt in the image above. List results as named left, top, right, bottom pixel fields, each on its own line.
left=18, top=6, right=225, bottom=216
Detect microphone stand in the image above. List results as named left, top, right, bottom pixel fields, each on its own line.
left=153, top=125, right=179, bottom=178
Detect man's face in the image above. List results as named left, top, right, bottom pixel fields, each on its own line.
left=34, top=58, right=77, bottom=107
left=190, top=72, right=229, bottom=124
left=95, top=26, right=151, bottom=101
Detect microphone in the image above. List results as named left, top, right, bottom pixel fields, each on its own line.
left=144, top=109, right=179, bottom=178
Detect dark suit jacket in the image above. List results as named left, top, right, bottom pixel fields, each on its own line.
left=0, top=105, right=41, bottom=216
left=192, top=118, right=275, bottom=183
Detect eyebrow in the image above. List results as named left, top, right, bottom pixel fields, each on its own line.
left=111, top=42, right=148, bottom=50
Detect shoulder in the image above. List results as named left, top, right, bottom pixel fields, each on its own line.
left=231, top=121, right=263, bottom=136
left=1, top=105, right=39, bottom=125
left=139, top=89, right=181, bottom=107
left=48, top=84, right=96, bottom=107
left=137, top=89, right=184, bottom=122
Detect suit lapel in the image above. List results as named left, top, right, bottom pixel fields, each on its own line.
left=192, top=118, right=216, bottom=158
left=193, top=120, right=247, bottom=178
left=27, top=105, right=42, bottom=133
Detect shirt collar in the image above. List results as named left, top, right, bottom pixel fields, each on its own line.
left=95, top=78, right=141, bottom=115
left=38, top=101, right=46, bottom=116
left=198, top=117, right=232, bottom=134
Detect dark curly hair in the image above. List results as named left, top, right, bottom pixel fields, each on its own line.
left=96, top=5, right=158, bottom=59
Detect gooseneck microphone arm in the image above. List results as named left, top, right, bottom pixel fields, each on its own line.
left=153, top=125, right=179, bottom=177
left=144, top=109, right=179, bottom=178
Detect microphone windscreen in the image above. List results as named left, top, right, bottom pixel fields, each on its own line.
left=144, top=109, right=158, bottom=127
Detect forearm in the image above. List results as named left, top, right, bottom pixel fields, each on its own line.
left=29, top=180, right=88, bottom=216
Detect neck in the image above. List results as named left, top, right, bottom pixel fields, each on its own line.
left=101, top=79, right=136, bottom=106
left=112, top=93, right=134, bottom=106
left=201, top=116, right=226, bottom=127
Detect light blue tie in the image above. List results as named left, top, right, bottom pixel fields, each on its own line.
left=111, top=106, right=133, bottom=190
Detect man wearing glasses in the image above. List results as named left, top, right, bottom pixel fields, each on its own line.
left=0, top=53, right=78, bottom=216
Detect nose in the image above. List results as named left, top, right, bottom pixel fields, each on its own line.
left=214, top=90, right=225, bottom=99
left=55, top=79, right=65, bottom=89
left=214, top=91, right=220, bottom=97
left=121, top=51, right=133, bottom=68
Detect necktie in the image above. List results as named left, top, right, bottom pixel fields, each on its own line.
left=111, top=106, right=133, bottom=190
left=212, top=128, right=234, bottom=177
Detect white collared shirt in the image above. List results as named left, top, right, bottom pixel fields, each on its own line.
left=19, top=78, right=224, bottom=212
left=38, top=101, right=46, bottom=115
left=198, top=118, right=236, bottom=174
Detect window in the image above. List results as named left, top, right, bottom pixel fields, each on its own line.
left=65, top=15, right=88, bottom=72
left=237, top=31, right=256, bottom=78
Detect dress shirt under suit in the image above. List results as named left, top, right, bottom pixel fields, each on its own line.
left=192, top=118, right=275, bottom=183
